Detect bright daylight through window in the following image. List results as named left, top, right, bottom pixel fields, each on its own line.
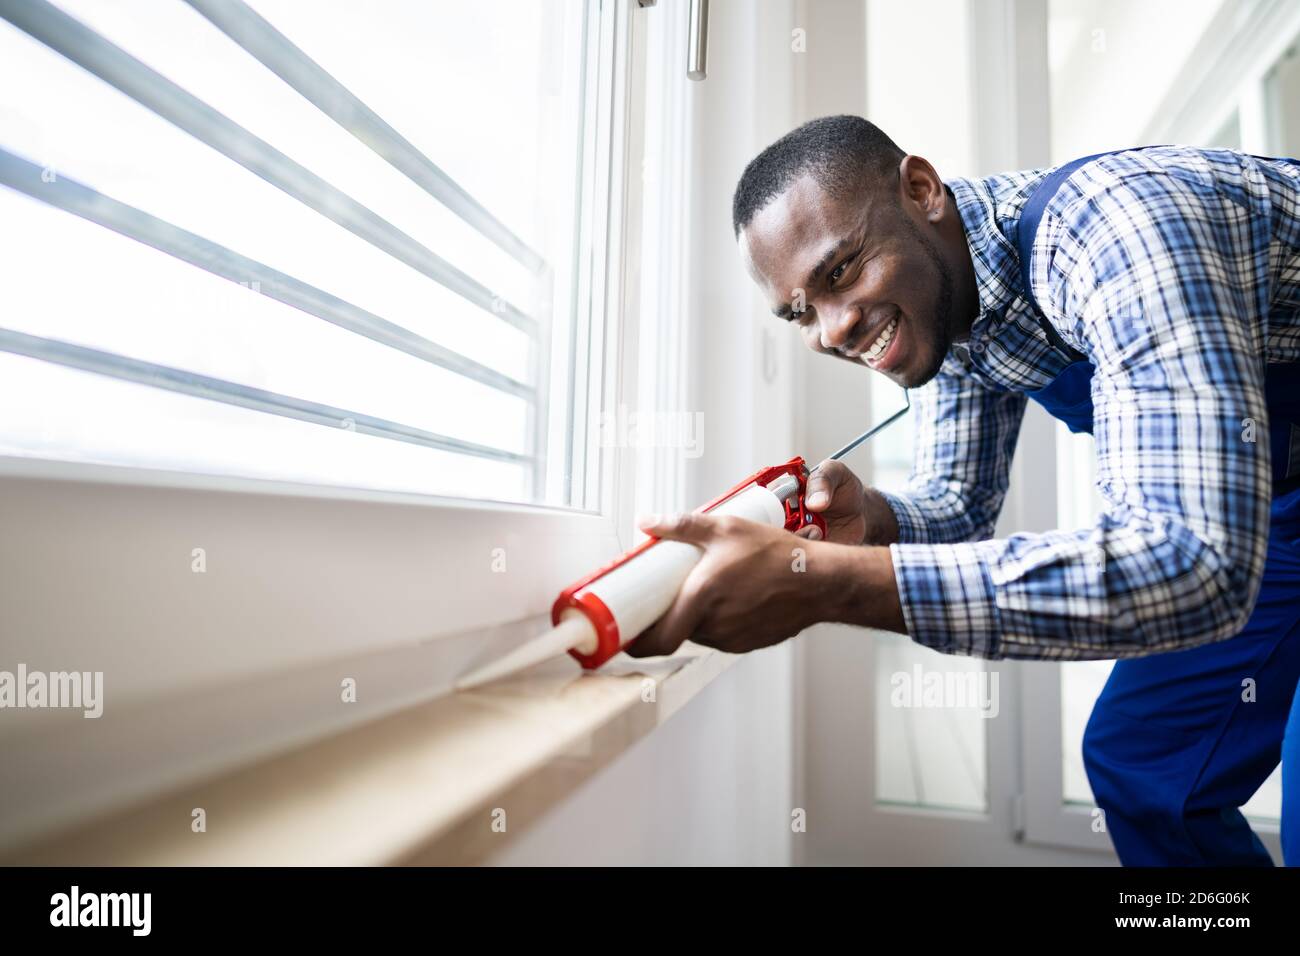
left=0, top=0, right=593, bottom=506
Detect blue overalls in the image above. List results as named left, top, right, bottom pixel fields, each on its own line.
left=1013, top=151, right=1300, bottom=866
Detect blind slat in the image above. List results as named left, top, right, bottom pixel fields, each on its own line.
left=0, top=326, right=530, bottom=465
left=0, top=148, right=533, bottom=401
left=185, top=0, right=547, bottom=274
left=0, top=0, right=539, bottom=335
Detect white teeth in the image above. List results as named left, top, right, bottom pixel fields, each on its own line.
left=865, top=316, right=899, bottom=361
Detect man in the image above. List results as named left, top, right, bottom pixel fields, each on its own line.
left=627, top=115, right=1300, bottom=866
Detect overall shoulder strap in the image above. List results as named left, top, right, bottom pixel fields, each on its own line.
left=1014, top=152, right=1109, bottom=364
left=1016, top=147, right=1297, bottom=373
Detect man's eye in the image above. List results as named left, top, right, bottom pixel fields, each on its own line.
left=829, top=260, right=850, bottom=284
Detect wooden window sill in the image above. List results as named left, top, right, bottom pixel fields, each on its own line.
left=3, top=645, right=736, bottom=865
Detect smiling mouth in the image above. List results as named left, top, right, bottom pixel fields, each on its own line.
left=861, top=314, right=899, bottom=362
left=842, top=308, right=900, bottom=360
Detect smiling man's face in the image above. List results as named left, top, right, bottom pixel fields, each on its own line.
left=737, top=158, right=964, bottom=389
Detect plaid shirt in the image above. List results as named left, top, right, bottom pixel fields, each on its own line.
left=882, top=146, right=1300, bottom=660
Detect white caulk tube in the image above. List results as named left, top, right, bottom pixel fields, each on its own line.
left=564, top=477, right=796, bottom=658
left=457, top=475, right=800, bottom=688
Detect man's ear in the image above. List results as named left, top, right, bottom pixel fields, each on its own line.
left=897, top=155, right=946, bottom=223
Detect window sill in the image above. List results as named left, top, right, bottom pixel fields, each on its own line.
left=1, top=644, right=737, bottom=865
left=0, top=457, right=629, bottom=852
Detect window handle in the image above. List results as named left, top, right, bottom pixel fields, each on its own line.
left=687, top=0, right=709, bottom=80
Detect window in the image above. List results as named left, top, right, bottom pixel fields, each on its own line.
left=866, top=376, right=989, bottom=814
left=0, top=0, right=598, bottom=506
left=864, top=0, right=988, bottom=816
left=1033, top=0, right=1299, bottom=852
left=1267, top=43, right=1300, bottom=157
left=0, top=0, right=665, bottom=850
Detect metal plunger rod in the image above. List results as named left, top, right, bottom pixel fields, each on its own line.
left=825, top=390, right=910, bottom=461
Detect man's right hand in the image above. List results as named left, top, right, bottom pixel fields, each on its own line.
left=796, top=459, right=900, bottom=546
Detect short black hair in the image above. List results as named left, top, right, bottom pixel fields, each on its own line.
left=731, top=115, right=905, bottom=238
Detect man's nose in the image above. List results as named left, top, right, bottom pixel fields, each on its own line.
left=818, top=306, right=860, bottom=352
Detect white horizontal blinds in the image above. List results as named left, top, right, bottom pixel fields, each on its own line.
left=0, top=0, right=589, bottom=503
left=182, top=0, right=547, bottom=275
left=0, top=150, right=532, bottom=400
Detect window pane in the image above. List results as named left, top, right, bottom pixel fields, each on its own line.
left=1060, top=659, right=1112, bottom=805
left=1056, top=422, right=1282, bottom=822
left=1050, top=0, right=1286, bottom=826
left=876, top=634, right=989, bottom=812
left=867, top=376, right=988, bottom=813
left=1207, top=110, right=1242, bottom=150
left=0, top=0, right=593, bottom=505
left=1268, top=45, right=1300, bottom=157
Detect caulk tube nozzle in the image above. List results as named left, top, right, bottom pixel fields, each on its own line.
left=455, top=615, right=597, bottom=690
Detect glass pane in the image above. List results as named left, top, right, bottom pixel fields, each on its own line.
left=0, top=0, right=592, bottom=505
left=866, top=375, right=912, bottom=488
left=1207, top=110, right=1242, bottom=150
left=869, top=376, right=988, bottom=812
left=1060, top=660, right=1283, bottom=823
left=862, top=0, right=988, bottom=814
left=1060, top=659, right=1112, bottom=805
left=1049, top=0, right=1285, bottom=826
left=1056, top=429, right=1283, bottom=822
left=876, top=634, right=990, bottom=812
left=1267, top=45, right=1300, bottom=157
left=1048, top=0, right=1228, bottom=161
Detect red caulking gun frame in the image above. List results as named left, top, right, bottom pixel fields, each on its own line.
left=456, top=392, right=911, bottom=689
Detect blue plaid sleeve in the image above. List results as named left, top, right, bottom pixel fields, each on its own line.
left=892, top=156, right=1275, bottom=660
left=878, top=354, right=1027, bottom=545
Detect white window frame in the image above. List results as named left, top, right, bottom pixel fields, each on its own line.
left=1018, top=0, right=1300, bottom=857
left=0, top=0, right=660, bottom=850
